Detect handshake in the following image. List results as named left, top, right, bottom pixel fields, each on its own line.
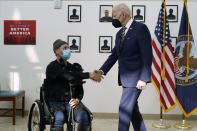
left=89, top=70, right=104, bottom=82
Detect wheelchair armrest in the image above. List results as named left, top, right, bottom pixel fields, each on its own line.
left=40, top=86, right=54, bottom=118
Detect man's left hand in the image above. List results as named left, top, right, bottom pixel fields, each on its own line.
left=69, top=98, right=80, bottom=108
left=136, top=80, right=146, bottom=90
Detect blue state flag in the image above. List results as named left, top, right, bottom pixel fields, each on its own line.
left=174, top=2, right=197, bottom=117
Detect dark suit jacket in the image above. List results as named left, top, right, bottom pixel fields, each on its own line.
left=100, top=21, right=153, bottom=87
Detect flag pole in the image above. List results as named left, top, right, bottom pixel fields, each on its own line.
left=152, top=0, right=171, bottom=129
left=174, top=0, right=193, bottom=129
left=161, top=0, right=166, bottom=80
left=174, top=114, right=192, bottom=130
left=184, top=0, right=190, bottom=83
left=152, top=106, right=171, bottom=129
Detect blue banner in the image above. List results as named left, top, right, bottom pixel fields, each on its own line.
left=174, top=2, right=197, bottom=117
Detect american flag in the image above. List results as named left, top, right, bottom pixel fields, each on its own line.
left=151, top=2, right=176, bottom=112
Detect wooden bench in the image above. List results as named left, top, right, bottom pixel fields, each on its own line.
left=0, top=90, right=25, bottom=125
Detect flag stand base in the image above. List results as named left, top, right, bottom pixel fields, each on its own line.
left=152, top=119, right=171, bottom=129
left=174, top=120, right=192, bottom=130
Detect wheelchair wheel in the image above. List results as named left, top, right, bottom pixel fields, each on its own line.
left=28, top=100, right=45, bottom=131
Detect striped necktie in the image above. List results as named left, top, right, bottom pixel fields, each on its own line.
left=119, top=26, right=127, bottom=52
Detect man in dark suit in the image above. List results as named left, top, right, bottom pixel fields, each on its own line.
left=96, top=3, right=152, bottom=131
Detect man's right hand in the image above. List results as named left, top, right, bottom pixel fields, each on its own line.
left=89, top=70, right=104, bottom=82
left=94, top=70, right=104, bottom=76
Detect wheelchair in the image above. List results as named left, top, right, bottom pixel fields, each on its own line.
left=27, top=79, right=93, bottom=131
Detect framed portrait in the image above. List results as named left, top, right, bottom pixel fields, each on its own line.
left=67, top=35, right=81, bottom=53
left=166, top=5, right=178, bottom=22
left=132, top=5, right=145, bottom=23
left=99, top=36, right=112, bottom=53
left=170, top=36, right=177, bottom=52
left=99, top=5, right=113, bottom=22
left=68, top=5, right=81, bottom=22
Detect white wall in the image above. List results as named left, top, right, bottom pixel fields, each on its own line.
left=0, top=0, right=197, bottom=115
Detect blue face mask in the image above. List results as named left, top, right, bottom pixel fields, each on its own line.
left=61, top=49, right=71, bottom=60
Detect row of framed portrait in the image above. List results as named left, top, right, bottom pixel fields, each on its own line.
left=68, top=5, right=179, bottom=23
left=68, top=35, right=112, bottom=53
left=67, top=35, right=178, bottom=53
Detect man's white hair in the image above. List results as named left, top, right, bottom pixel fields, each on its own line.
left=116, top=3, right=131, bottom=16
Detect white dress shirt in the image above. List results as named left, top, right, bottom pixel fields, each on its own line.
left=124, top=18, right=133, bottom=35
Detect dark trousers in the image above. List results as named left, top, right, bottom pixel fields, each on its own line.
left=118, top=87, right=147, bottom=131
left=49, top=101, right=90, bottom=127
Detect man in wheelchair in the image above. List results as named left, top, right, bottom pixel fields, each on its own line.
left=45, top=39, right=101, bottom=131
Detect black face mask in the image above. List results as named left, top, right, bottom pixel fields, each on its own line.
left=112, top=19, right=122, bottom=28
